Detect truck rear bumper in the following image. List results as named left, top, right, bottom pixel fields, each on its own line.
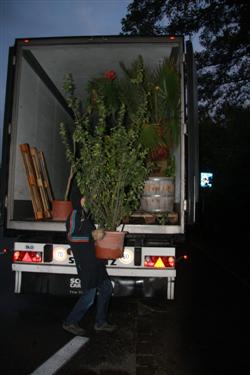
left=12, top=264, right=176, bottom=299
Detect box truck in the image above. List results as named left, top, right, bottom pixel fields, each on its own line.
left=0, top=35, right=198, bottom=299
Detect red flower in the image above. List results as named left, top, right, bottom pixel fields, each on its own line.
left=150, top=146, right=168, bottom=161
left=104, top=70, right=117, bottom=80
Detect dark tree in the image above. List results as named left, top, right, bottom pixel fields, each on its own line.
left=122, top=0, right=250, bottom=118
left=121, top=0, right=166, bottom=36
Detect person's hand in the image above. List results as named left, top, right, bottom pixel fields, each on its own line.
left=92, top=228, right=105, bottom=241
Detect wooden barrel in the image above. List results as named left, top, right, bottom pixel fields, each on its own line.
left=140, top=177, right=174, bottom=213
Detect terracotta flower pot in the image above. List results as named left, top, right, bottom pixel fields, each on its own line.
left=95, top=231, right=126, bottom=260
left=52, top=200, right=72, bottom=221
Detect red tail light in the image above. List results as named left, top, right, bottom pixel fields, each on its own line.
left=144, top=256, right=175, bottom=268
left=13, top=251, right=42, bottom=263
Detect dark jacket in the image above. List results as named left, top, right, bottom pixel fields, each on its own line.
left=66, top=194, right=107, bottom=291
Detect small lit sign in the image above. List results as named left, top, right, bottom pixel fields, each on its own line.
left=200, top=172, right=213, bottom=188
left=53, top=247, right=67, bottom=262
left=119, top=248, right=134, bottom=265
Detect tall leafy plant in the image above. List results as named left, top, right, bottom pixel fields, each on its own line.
left=61, top=74, right=149, bottom=230
left=59, top=74, right=83, bottom=201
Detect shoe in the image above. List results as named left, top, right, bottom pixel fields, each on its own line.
left=62, top=322, right=86, bottom=336
left=94, top=322, right=117, bottom=332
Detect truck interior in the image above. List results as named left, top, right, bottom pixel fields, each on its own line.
left=6, top=37, right=186, bottom=232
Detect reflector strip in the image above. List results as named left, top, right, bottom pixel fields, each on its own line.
left=13, top=251, right=42, bottom=263
left=22, top=252, right=32, bottom=262
left=144, top=255, right=175, bottom=268
left=30, top=336, right=89, bottom=375
left=154, top=257, right=166, bottom=268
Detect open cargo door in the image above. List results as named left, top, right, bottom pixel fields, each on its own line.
left=186, top=40, right=199, bottom=225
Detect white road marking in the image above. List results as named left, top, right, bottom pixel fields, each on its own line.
left=30, top=336, right=89, bottom=375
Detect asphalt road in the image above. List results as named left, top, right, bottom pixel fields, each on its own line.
left=0, top=233, right=250, bottom=375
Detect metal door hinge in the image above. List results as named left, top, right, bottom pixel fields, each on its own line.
left=183, top=200, right=187, bottom=211
left=184, top=122, right=187, bottom=135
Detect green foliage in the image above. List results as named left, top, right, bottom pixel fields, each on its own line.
left=62, top=75, right=149, bottom=230
left=86, top=56, right=181, bottom=157
left=59, top=73, right=83, bottom=200
left=140, top=123, right=161, bottom=149
left=87, top=75, right=121, bottom=123
left=165, top=156, right=175, bottom=177
left=120, top=56, right=181, bottom=154
left=74, top=96, right=149, bottom=230
left=60, top=53, right=181, bottom=221
left=150, top=58, right=181, bottom=147
left=119, top=56, right=149, bottom=121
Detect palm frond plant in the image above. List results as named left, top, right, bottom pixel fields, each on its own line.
left=119, top=56, right=181, bottom=177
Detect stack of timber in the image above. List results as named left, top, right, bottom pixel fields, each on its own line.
left=20, top=143, right=54, bottom=220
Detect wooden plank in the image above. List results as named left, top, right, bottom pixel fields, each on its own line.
left=19, top=144, right=44, bottom=220
left=30, top=147, right=52, bottom=218
left=38, top=150, right=54, bottom=202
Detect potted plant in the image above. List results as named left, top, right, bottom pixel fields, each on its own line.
left=61, top=74, right=149, bottom=258
left=87, top=56, right=181, bottom=175
left=59, top=54, right=181, bottom=228
left=118, top=56, right=181, bottom=215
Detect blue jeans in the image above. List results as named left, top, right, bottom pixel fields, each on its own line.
left=65, top=277, right=113, bottom=326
